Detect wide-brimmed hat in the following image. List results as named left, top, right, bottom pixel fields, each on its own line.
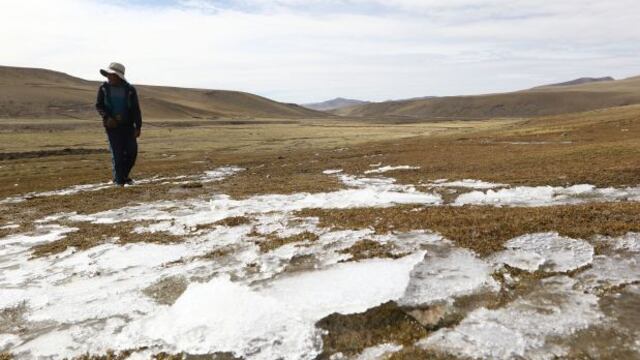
left=100, top=62, right=126, bottom=81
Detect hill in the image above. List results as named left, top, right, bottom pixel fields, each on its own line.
left=336, top=76, right=640, bottom=119
left=539, top=76, right=614, bottom=88
left=0, top=66, right=324, bottom=119
left=302, top=97, right=369, bottom=111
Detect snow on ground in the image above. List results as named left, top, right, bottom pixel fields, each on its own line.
left=454, top=184, right=640, bottom=207
left=364, top=165, right=420, bottom=174
left=4, top=164, right=640, bottom=208
left=48, top=172, right=442, bottom=236
left=491, top=232, right=594, bottom=273
left=2, top=166, right=640, bottom=358
left=425, top=179, right=507, bottom=189
left=0, top=169, right=444, bottom=358
left=399, top=247, right=499, bottom=307
left=112, top=253, right=425, bottom=358
left=0, top=166, right=244, bottom=204
left=577, top=253, right=640, bottom=293
left=352, top=343, right=403, bottom=360
left=421, top=276, right=603, bottom=359
left=2, top=223, right=430, bottom=358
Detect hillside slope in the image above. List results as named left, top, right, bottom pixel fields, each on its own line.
left=538, top=76, right=614, bottom=88
left=0, top=66, right=324, bottom=119
left=336, top=76, right=640, bottom=119
left=302, top=97, right=369, bottom=111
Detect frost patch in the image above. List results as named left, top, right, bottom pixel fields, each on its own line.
left=116, top=253, right=425, bottom=359
left=577, top=254, right=640, bottom=293
left=2, top=215, right=437, bottom=358
left=354, top=343, right=403, bottom=360
left=491, top=233, right=594, bottom=273
left=200, top=166, right=245, bottom=183
left=70, top=173, right=441, bottom=235
left=364, top=165, right=420, bottom=174
left=454, top=184, right=640, bottom=207
left=399, top=247, right=498, bottom=307
left=0, top=166, right=244, bottom=204
left=426, top=179, right=506, bottom=189
left=421, top=276, right=603, bottom=359
left=611, top=233, right=640, bottom=253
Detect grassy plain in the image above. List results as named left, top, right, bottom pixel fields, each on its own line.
left=2, top=105, right=640, bottom=359
left=2, top=105, right=640, bottom=254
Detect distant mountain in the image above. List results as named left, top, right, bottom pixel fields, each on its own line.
left=0, top=66, right=325, bottom=119
left=302, top=97, right=370, bottom=111
left=538, top=76, right=615, bottom=88
left=336, top=76, right=640, bottom=120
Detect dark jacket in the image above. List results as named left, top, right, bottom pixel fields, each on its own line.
left=96, top=82, right=142, bottom=130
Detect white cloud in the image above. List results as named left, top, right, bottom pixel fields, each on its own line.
left=1, top=0, right=640, bottom=103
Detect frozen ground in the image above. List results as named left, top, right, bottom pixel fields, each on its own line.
left=1, top=166, right=639, bottom=359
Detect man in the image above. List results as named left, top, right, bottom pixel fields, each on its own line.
left=95, top=62, right=142, bottom=186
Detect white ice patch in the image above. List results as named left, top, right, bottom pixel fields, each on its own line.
left=0, top=334, right=21, bottom=351
left=322, top=169, right=343, bottom=175
left=0, top=182, right=114, bottom=204
left=491, top=233, right=594, bottom=273
left=200, top=166, right=245, bottom=183
left=364, top=165, right=420, bottom=174
left=66, top=173, right=440, bottom=235
left=610, top=233, right=640, bottom=253
left=399, top=247, right=498, bottom=307
left=454, top=184, right=640, bottom=207
left=0, top=166, right=244, bottom=204
left=3, top=210, right=438, bottom=358
left=594, top=232, right=640, bottom=253
left=426, top=179, right=506, bottom=189
left=354, top=343, right=403, bottom=360
left=577, top=254, right=640, bottom=292
left=421, top=276, right=603, bottom=360
left=113, top=253, right=425, bottom=359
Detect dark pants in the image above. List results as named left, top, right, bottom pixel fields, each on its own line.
left=106, top=127, right=137, bottom=184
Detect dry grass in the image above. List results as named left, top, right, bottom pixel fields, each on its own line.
left=315, top=301, right=429, bottom=358
left=339, top=239, right=406, bottom=261
left=142, top=276, right=189, bottom=306
left=337, top=76, right=640, bottom=119
left=213, top=216, right=252, bottom=227
left=388, top=347, right=459, bottom=360
left=71, top=351, right=133, bottom=360
left=298, top=202, right=640, bottom=256
left=0, top=65, right=321, bottom=120
left=30, top=221, right=183, bottom=258
left=0, top=115, right=486, bottom=201
left=256, top=231, right=319, bottom=252
left=217, top=171, right=344, bottom=198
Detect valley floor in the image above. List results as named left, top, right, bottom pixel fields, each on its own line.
left=1, top=108, right=639, bottom=359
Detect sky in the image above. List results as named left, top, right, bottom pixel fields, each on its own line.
left=2, top=0, right=640, bottom=103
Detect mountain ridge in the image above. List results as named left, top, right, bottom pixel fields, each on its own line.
left=336, top=76, right=640, bottom=119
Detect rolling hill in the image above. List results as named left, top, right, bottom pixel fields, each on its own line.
left=538, top=76, right=615, bottom=88
left=336, top=76, right=640, bottom=119
left=0, top=66, right=324, bottom=119
left=302, top=97, right=369, bottom=111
